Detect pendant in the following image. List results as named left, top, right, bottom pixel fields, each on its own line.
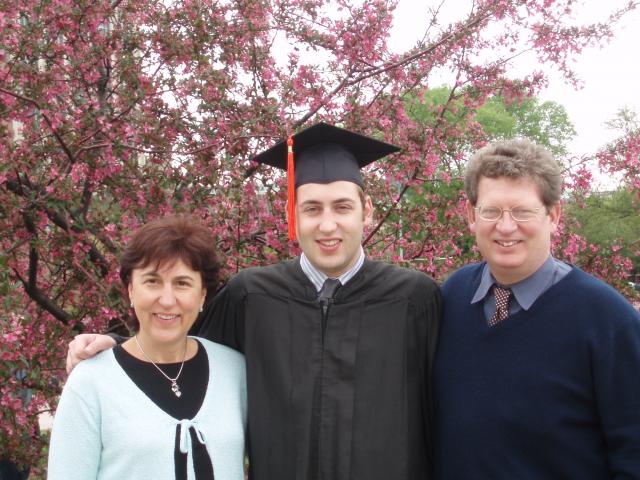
left=171, top=381, right=182, bottom=398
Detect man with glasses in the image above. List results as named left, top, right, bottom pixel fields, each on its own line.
left=434, top=139, right=640, bottom=479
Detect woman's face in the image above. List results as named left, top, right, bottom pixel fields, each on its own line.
left=128, top=258, right=206, bottom=349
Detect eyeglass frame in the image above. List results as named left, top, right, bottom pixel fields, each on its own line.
left=473, top=205, right=547, bottom=223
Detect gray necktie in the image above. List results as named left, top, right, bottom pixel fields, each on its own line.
left=318, top=278, right=341, bottom=310
left=489, top=285, right=512, bottom=326
left=318, top=278, right=341, bottom=337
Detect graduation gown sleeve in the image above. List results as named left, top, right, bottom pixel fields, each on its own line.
left=190, top=273, right=247, bottom=353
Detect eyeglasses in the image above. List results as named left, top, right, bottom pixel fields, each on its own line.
left=474, top=205, right=545, bottom=222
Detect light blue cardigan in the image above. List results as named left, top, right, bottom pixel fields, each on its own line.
left=48, top=337, right=246, bottom=480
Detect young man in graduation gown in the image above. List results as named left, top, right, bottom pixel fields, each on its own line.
left=66, top=123, right=442, bottom=480
left=434, top=138, right=640, bottom=479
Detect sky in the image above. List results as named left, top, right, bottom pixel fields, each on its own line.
left=388, top=0, right=640, bottom=160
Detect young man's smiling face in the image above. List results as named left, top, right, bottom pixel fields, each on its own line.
left=295, top=181, right=373, bottom=278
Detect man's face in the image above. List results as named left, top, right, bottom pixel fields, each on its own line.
left=467, top=176, right=561, bottom=285
left=295, top=181, right=373, bottom=278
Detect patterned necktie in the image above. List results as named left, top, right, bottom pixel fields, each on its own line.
left=489, top=285, right=512, bottom=326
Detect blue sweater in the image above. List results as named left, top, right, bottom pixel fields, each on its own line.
left=434, top=263, right=640, bottom=479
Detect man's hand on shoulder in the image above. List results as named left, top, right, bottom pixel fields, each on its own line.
left=66, top=334, right=117, bottom=374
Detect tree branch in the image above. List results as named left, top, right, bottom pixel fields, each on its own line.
left=0, top=87, right=77, bottom=165
left=6, top=174, right=113, bottom=272
left=363, top=168, right=417, bottom=246
left=19, top=211, right=72, bottom=324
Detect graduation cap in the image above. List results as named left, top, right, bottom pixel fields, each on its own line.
left=254, top=122, right=400, bottom=241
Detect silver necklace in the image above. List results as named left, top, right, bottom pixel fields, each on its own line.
left=134, top=335, right=186, bottom=398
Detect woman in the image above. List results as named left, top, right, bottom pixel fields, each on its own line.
left=48, top=216, right=246, bottom=480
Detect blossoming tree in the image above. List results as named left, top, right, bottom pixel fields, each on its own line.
left=1, top=0, right=638, bottom=469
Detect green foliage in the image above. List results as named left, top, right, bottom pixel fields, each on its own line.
left=407, top=87, right=576, bottom=156
left=566, top=188, right=640, bottom=271
left=477, top=96, right=575, bottom=156
left=474, top=98, right=516, bottom=139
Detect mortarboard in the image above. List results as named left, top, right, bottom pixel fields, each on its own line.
left=254, top=122, right=400, bottom=241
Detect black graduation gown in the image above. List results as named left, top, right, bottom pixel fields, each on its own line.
left=192, top=257, right=441, bottom=480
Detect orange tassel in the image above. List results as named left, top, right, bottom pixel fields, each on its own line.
left=287, top=136, right=296, bottom=241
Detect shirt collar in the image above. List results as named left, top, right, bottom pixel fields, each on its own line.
left=471, top=255, right=560, bottom=310
left=300, top=247, right=365, bottom=292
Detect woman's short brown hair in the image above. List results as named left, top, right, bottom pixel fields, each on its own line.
left=119, top=215, right=220, bottom=304
left=464, top=139, right=563, bottom=208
